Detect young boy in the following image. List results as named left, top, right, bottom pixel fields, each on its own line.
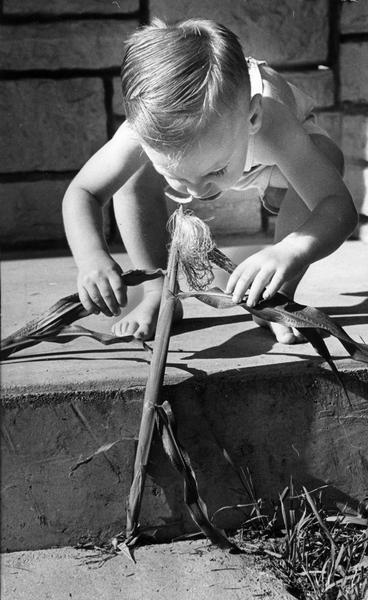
left=62, top=19, right=357, bottom=344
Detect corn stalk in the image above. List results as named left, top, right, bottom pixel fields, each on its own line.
left=125, top=238, right=179, bottom=544
left=124, top=208, right=238, bottom=555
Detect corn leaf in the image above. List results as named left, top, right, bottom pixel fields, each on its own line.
left=208, top=245, right=368, bottom=364
left=0, top=269, right=165, bottom=359
left=156, top=400, right=239, bottom=552
left=178, top=288, right=368, bottom=364
left=70, top=438, right=133, bottom=474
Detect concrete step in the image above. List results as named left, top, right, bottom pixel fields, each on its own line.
left=1, top=240, right=368, bottom=552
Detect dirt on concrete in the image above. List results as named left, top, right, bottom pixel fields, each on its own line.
left=1, top=540, right=293, bottom=600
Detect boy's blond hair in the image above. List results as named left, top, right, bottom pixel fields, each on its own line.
left=121, top=19, right=250, bottom=152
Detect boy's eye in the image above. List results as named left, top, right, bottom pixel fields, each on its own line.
left=211, top=166, right=227, bottom=177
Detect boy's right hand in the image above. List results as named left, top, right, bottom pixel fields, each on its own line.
left=77, top=253, right=127, bottom=316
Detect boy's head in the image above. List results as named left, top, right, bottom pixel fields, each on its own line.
left=121, top=19, right=250, bottom=153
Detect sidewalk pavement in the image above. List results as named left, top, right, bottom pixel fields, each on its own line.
left=2, top=239, right=368, bottom=392
left=1, top=540, right=293, bottom=600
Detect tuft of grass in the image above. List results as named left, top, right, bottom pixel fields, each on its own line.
left=233, top=475, right=368, bottom=600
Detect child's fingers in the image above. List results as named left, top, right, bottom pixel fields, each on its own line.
left=78, top=286, right=101, bottom=315
left=96, top=280, right=122, bottom=316
left=84, top=283, right=115, bottom=316
left=229, top=269, right=255, bottom=303
left=109, top=272, right=127, bottom=308
left=225, top=270, right=240, bottom=295
left=246, top=271, right=273, bottom=307
left=262, top=272, right=284, bottom=300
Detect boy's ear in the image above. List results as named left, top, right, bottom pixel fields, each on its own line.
left=248, top=94, right=263, bottom=134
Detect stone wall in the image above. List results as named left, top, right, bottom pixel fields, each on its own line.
left=0, top=0, right=367, bottom=247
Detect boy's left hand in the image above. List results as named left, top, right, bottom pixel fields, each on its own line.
left=225, top=242, right=305, bottom=307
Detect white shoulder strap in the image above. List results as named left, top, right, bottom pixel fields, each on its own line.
left=246, top=57, right=265, bottom=98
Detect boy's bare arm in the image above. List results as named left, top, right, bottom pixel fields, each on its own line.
left=62, top=123, right=146, bottom=315
left=227, top=101, right=358, bottom=306
left=266, top=102, right=357, bottom=257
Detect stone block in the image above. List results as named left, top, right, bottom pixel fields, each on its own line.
left=150, top=0, right=329, bottom=66
left=112, top=115, right=125, bottom=134
left=313, top=111, right=342, bottom=147
left=341, top=0, right=368, bottom=34
left=0, top=79, right=106, bottom=173
left=0, top=180, right=68, bottom=244
left=166, top=189, right=262, bottom=237
left=112, top=77, right=125, bottom=116
left=344, top=164, right=368, bottom=215
left=285, top=69, right=335, bottom=108
left=0, top=180, right=111, bottom=246
left=340, top=42, right=368, bottom=103
left=3, top=0, right=139, bottom=14
left=342, top=115, right=368, bottom=164
left=0, top=20, right=137, bottom=71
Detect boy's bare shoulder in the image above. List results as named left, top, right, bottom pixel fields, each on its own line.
left=111, top=121, right=144, bottom=155
left=97, top=121, right=148, bottom=175
left=70, top=121, right=148, bottom=201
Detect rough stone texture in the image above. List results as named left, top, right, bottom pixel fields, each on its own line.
left=344, top=164, right=368, bottom=215
left=0, top=180, right=68, bottom=244
left=1, top=544, right=292, bottom=600
left=167, top=190, right=262, bottom=236
left=113, top=77, right=125, bottom=116
left=2, top=361, right=367, bottom=551
left=3, top=0, right=139, bottom=14
left=0, top=79, right=106, bottom=173
left=341, top=0, right=368, bottom=34
left=312, top=111, right=342, bottom=147
left=1, top=388, right=175, bottom=552
left=342, top=115, right=368, bottom=164
left=0, top=181, right=111, bottom=245
left=150, top=0, right=329, bottom=66
left=340, top=42, right=368, bottom=103
left=285, top=69, right=335, bottom=108
left=0, top=20, right=137, bottom=71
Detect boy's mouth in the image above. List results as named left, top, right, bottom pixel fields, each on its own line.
left=164, top=185, right=223, bottom=204
left=195, top=191, right=223, bottom=201
left=164, top=186, right=193, bottom=204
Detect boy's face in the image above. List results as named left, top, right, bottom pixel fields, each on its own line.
left=142, top=96, right=259, bottom=203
